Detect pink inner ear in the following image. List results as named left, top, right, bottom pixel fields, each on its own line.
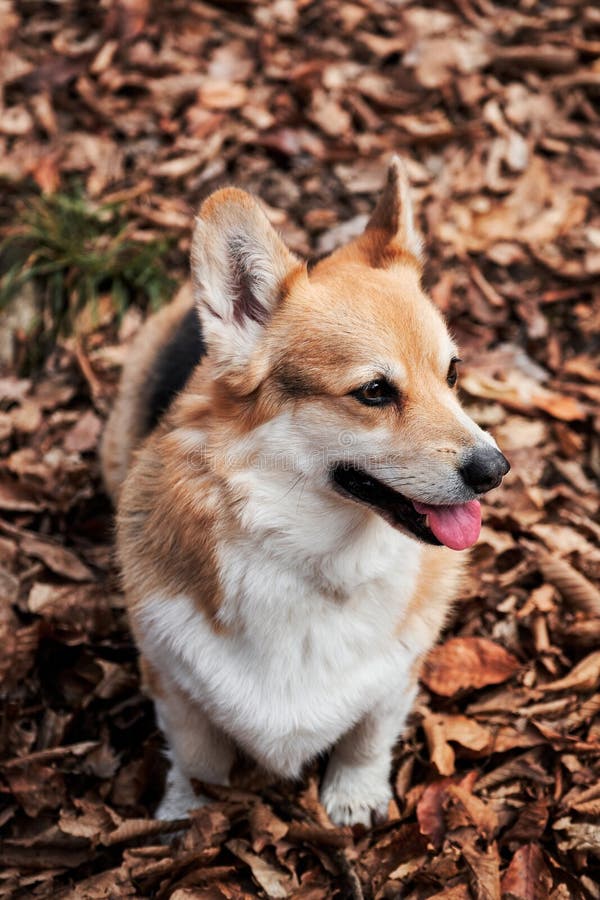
left=228, top=240, right=269, bottom=326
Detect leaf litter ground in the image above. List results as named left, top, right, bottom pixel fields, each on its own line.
left=1, top=1, right=599, bottom=898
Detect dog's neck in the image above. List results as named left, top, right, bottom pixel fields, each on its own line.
left=220, top=458, right=421, bottom=591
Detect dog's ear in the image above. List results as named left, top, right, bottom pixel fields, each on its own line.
left=361, top=156, right=423, bottom=266
left=191, top=188, right=300, bottom=378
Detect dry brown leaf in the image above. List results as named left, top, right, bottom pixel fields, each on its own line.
left=501, top=843, right=553, bottom=900
left=10, top=399, right=42, bottom=434
left=5, top=765, right=66, bottom=817
left=462, top=839, right=501, bottom=900
left=226, top=839, right=293, bottom=898
left=553, top=817, right=600, bottom=855
left=422, top=712, right=491, bottom=775
left=502, top=798, right=549, bottom=844
left=21, top=534, right=93, bottom=582
left=358, top=823, right=428, bottom=893
left=0, top=377, right=32, bottom=403
left=416, top=774, right=498, bottom=857
left=538, top=551, right=600, bottom=616
left=199, top=80, right=248, bottom=111
left=248, top=803, right=288, bottom=853
left=406, top=33, right=491, bottom=89
left=416, top=779, right=451, bottom=848
left=423, top=714, right=456, bottom=777
left=0, top=619, right=39, bottom=691
left=27, top=583, right=112, bottom=640
left=149, top=153, right=208, bottom=180
left=445, top=785, right=498, bottom=841
left=3, top=741, right=100, bottom=770
left=460, top=371, right=586, bottom=422
left=0, top=479, right=42, bottom=512
left=59, top=798, right=121, bottom=840
left=537, top=651, right=600, bottom=694
left=427, top=885, right=471, bottom=900
left=559, top=617, right=600, bottom=647
left=309, top=90, right=352, bottom=137
left=489, top=725, right=546, bottom=754
left=103, top=817, right=188, bottom=845
left=63, top=410, right=102, bottom=453
left=569, top=799, right=600, bottom=817
left=532, top=523, right=599, bottom=560
left=422, top=637, right=521, bottom=697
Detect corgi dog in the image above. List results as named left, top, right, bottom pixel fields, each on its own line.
left=101, top=158, right=509, bottom=827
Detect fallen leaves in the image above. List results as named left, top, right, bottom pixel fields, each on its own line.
left=460, top=368, right=587, bottom=423
left=415, top=775, right=501, bottom=900
left=1, top=0, right=600, bottom=896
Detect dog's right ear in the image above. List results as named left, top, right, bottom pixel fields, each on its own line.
left=360, top=156, right=423, bottom=267
left=191, top=188, right=300, bottom=380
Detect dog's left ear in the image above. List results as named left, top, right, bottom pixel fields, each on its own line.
left=361, top=156, right=423, bottom=265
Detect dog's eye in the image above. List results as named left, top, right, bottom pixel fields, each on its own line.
left=351, top=379, right=397, bottom=407
left=447, top=357, right=461, bottom=388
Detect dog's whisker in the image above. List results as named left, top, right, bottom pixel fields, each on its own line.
left=277, top=472, right=305, bottom=503
left=296, top=475, right=308, bottom=513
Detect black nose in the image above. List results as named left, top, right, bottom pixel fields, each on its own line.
left=460, top=446, right=510, bottom=494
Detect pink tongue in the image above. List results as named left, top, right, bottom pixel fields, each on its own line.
left=412, top=500, right=481, bottom=551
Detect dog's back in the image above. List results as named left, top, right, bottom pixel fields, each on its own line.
left=101, top=284, right=205, bottom=501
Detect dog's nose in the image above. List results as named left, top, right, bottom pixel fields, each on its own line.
left=460, top=446, right=510, bottom=494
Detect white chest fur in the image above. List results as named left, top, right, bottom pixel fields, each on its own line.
left=137, top=515, right=426, bottom=778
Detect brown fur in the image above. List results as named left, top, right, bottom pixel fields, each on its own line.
left=139, top=654, right=164, bottom=699
left=117, top=421, right=227, bottom=629
left=396, top=544, right=466, bottom=655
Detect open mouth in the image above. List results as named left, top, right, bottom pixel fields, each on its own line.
left=331, top=464, right=482, bottom=551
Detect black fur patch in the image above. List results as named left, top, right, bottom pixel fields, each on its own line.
left=143, top=307, right=206, bottom=433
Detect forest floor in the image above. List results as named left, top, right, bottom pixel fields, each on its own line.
left=1, top=1, right=599, bottom=898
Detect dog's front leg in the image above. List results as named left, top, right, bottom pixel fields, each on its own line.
left=145, top=665, right=235, bottom=821
left=320, top=682, right=418, bottom=828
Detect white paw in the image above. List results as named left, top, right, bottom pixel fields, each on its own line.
left=155, top=768, right=206, bottom=821
left=321, top=765, right=392, bottom=828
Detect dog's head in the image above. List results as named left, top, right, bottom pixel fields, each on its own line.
left=190, top=158, right=509, bottom=551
